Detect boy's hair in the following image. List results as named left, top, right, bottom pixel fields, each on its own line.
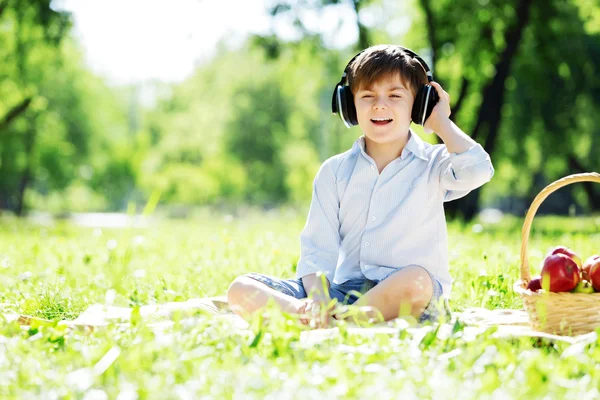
left=347, top=45, right=428, bottom=98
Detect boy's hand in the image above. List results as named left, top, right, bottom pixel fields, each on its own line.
left=423, top=81, right=451, bottom=135
left=299, top=297, right=335, bottom=329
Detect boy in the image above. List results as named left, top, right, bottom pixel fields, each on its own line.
left=227, top=44, right=494, bottom=328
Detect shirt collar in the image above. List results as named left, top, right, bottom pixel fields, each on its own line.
left=352, top=129, right=428, bottom=161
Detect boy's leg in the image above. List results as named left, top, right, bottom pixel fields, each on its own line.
left=227, top=274, right=306, bottom=320
left=348, top=265, right=434, bottom=323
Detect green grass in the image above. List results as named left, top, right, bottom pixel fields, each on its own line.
left=1, top=210, right=599, bottom=398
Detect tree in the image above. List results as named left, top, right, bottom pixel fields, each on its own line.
left=0, top=0, right=72, bottom=214
left=418, top=0, right=599, bottom=218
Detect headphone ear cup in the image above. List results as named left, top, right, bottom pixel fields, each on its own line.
left=332, top=84, right=357, bottom=127
left=331, top=83, right=341, bottom=114
left=411, top=85, right=439, bottom=125
left=411, top=87, right=426, bottom=125
left=341, top=86, right=358, bottom=126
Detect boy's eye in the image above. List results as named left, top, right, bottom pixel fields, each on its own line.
left=362, top=95, right=374, bottom=98
left=391, top=94, right=402, bottom=98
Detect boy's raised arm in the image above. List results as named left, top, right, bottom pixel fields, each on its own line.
left=435, top=118, right=494, bottom=195
left=296, top=159, right=341, bottom=295
left=425, top=81, right=494, bottom=200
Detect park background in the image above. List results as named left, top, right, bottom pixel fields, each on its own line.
left=1, top=1, right=600, bottom=398
left=0, top=0, right=598, bottom=221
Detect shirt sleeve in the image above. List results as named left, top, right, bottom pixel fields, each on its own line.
left=437, top=143, right=495, bottom=202
left=295, top=159, right=340, bottom=284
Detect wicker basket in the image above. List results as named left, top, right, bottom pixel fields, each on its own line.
left=513, top=172, right=600, bottom=336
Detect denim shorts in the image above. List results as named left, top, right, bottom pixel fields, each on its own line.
left=243, top=267, right=450, bottom=324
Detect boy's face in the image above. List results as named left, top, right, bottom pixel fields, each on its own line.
left=354, top=73, right=414, bottom=146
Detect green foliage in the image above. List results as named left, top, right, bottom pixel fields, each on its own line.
left=407, top=0, right=600, bottom=215
left=498, top=0, right=600, bottom=189
left=142, top=40, right=332, bottom=208
left=0, top=2, right=137, bottom=214
left=1, top=0, right=599, bottom=215
left=225, top=77, right=290, bottom=202
left=0, top=1, right=73, bottom=211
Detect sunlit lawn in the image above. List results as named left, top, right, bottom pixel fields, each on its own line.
left=1, top=209, right=599, bottom=398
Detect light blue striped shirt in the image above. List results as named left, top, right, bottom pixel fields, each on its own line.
left=296, top=130, right=494, bottom=297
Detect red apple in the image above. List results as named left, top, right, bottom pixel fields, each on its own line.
left=526, top=276, right=542, bottom=292
left=582, top=255, right=600, bottom=281
left=541, top=253, right=580, bottom=292
left=587, top=257, right=600, bottom=291
left=549, top=246, right=582, bottom=268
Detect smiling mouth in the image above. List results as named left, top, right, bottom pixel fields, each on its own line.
left=371, top=118, right=393, bottom=125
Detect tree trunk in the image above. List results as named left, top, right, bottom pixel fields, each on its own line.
left=445, top=0, right=534, bottom=220
left=351, top=0, right=370, bottom=50
left=15, top=124, right=36, bottom=216
left=0, top=188, right=9, bottom=210
left=420, top=0, right=438, bottom=69
left=420, top=0, right=468, bottom=143
left=568, top=155, right=600, bottom=212
left=0, top=1, right=7, bottom=19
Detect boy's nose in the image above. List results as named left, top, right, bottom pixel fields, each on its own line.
left=373, top=100, right=387, bottom=110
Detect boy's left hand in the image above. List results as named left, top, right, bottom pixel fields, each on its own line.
left=423, top=81, right=451, bottom=135
left=299, top=298, right=335, bottom=329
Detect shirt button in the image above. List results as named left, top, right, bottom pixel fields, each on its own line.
left=371, top=216, right=376, bottom=221
left=370, top=165, right=375, bottom=170
left=365, top=265, right=370, bottom=270
left=365, top=242, right=370, bottom=247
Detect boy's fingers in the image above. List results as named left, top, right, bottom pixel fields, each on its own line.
left=430, top=81, right=448, bottom=100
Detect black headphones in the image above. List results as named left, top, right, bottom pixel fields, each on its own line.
left=331, top=45, right=439, bottom=128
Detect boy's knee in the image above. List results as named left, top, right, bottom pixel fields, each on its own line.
left=227, top=275, right=254, bottom=304
left=401, top=265, right=434, bottom=307
left=405, top=265, right=434, bottom=288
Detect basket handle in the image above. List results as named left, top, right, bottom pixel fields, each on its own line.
left=520, top=172, right=600, bottom=283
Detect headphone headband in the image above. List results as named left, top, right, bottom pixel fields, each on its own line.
left=338, top=45, right=433, bottom=88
